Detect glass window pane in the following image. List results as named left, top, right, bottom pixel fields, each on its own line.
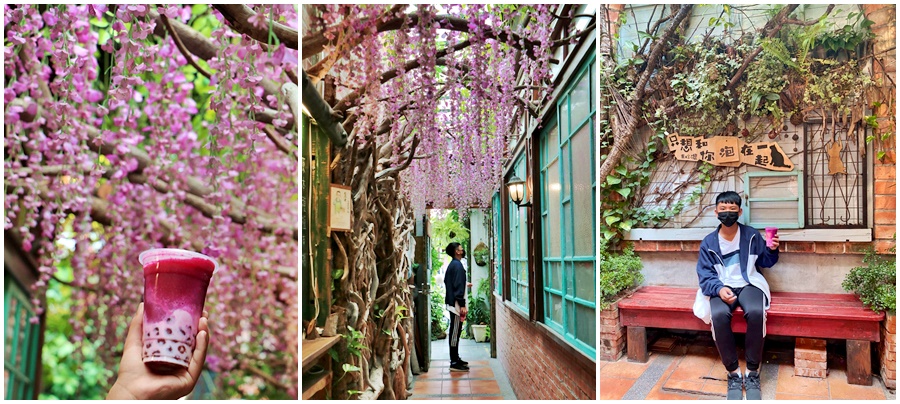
left=590, top=61, right=595, bottom=109
left=549, top=125, right=559, bottom=162
left=6, top=298, right=16, bottom=358
left=546, top=160, right=561, bottom=257
left=748, top=201, right=799, bottom=227
left=562, top=200, right=572, bottom=256
left=571, top=123, right=593, bottom=256
left=549, top=294, right=562, bottom=325
left=569, top=72, right=590, bottom=128
left=575, top=261, right=595, bottom=302
left=565, top=262, right=574, bottom=295
left=560, top=99, right=569, bottom=137
left=576, top=304, right=596, bottom=348
left=519, top=284, right=528, bottom=307
left=519, top=207, right=528, bottom=254
left=566, top=301, right=575, bottom=335
left=549, top=262, right=561, bottom=291
left=750, top=176, right=799, bottom=199
left=16, top=306, right=26, bottom=368
left=561, top=143, right=570, bottom=198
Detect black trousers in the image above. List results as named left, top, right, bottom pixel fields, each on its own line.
left=710, top=284, right=765, bottom=372
left=448, top=311, right=463, bottom=363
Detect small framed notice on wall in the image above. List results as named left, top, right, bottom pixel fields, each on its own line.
left=329, top=184, right=352, bottom=232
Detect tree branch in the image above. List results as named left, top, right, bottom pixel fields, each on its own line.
left=726, top=5, right=800, bottom=90
left=263, top=125, right=297, bottom=158
left=303, top=12, right=543, bottom=60
left=302, top=69, right=349, bottom=147
left=335, top=40, right=470, bottom=114
left=214, top=5, right=298, bottom=50
left=375, top=135, right=419, bottom=179
left=159, top=12, right=211, bottom=79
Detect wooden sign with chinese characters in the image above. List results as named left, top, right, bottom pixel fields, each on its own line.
left=666, top=133, right=794, bottom=171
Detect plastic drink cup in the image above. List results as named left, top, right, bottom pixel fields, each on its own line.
left=139, top=248, right=218, bottom=373
left=765, top=227, right=778, bottom=248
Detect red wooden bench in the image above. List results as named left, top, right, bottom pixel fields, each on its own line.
left=617, top=286, right=885, bottom=385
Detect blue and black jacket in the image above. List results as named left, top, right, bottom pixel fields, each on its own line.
left=696, top=222, right=779, bottom=309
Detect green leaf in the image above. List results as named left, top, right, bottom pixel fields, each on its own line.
left=332, top=268, right=343, bottom=279
left=877, top=151, right=886, bottom=160
left=616, top=187, right=632, bottom=199
left=605, top=215, right=621, bottom=226
left=606, top=176, right=622, bottom=186
left=342, top=363, right=361, bottom=373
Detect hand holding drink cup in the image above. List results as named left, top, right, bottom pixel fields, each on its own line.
left=765, top=227, right=779, bottom=250
left=139, top=248, right=218, bottom=373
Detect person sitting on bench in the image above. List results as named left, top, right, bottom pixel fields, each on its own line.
left=695, top=191, right=780, bottom=400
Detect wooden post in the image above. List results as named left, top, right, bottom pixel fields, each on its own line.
left=846, top=339, right=872, bottom=385
left=627, top=326, right=649, bottom=362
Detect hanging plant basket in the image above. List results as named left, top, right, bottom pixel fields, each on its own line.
left=472, top=242, right=489, bottom=266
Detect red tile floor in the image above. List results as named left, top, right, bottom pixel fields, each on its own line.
left=600, top=335, right=895, bottom=400
left=411, top=360, right=505, bottom=400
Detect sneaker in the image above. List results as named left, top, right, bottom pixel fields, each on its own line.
left=449, top=363, right=469, bottom=372
left=457, top=359, right=469, bottom=366
left=745, top=370, right=761, bottom=400
left=726, top=372, right=743, bottom=400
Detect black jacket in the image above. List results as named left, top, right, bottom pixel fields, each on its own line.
left=444, top=259, right=466, bottom=308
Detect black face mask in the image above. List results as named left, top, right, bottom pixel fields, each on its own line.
left=718, top=211, right=740, bottom=227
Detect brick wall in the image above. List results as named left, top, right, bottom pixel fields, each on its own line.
left=599, top=304, right=625, bottom=361
left=495, top=300, right=595, bottom=399
left=864, top=4, right=897, bottom=254
left=882, top=313, right=897, bottom=389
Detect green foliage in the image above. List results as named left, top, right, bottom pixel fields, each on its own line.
left=431, top=210, right=470, bottom=255
left=465, top=279, right=491, bottom=332
left=430, top=285, right=448, bottom=340
left=39, top=238, right=112, bottom=399
left=599, top=243, right=644, bottom=311
left=344, top=326, right=367, bottom=358
left=842, top=245, right=896, bottom=314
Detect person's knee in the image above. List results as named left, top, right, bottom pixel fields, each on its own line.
left=711, top=308, right=731, bottom=324
left=743, top=305, right=764, bottom=323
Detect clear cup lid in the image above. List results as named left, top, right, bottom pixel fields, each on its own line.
left=139, top=248, right=220, bottom=274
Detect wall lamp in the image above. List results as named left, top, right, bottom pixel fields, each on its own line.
left=506, top=175, right=532, bottom=207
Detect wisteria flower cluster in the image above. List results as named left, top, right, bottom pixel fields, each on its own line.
left=5, top=4, right=298, bottom=397
left=306, top=4, right=556, bottom=214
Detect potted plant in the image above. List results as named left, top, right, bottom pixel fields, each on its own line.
left=466, top=279, right=491, bottom=342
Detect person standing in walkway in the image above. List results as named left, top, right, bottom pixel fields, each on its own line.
left=444, top=242, right=469, bottom=372
left=694, top=191, right=779, bottom=400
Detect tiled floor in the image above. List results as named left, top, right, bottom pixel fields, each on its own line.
left=600, top=334, right=895, bottom=400
left=410, top=338, right=516, bottom=400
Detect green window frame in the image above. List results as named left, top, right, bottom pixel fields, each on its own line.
left=540, top=54, right=596, bottom=358
left=492, top=191, right=503, bottom=296
left=508, top=155, right=529, bottom=312
left=742, top=170, right=805, bottom=229
left=4, top=272, right=41, bottom=400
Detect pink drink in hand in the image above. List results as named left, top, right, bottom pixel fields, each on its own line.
left=139, top=249, right=218, bottom=373
left=765, top=227, right=778, bottom=248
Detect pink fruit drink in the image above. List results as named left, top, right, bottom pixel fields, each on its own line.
left=139, top=249, right=217, bottom=373
left=765, top=227, right=778, bottom=248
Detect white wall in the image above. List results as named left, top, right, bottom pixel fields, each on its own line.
left=637, top=250, right=864, bottom=294
left=467, top=209, right=491, bottom=294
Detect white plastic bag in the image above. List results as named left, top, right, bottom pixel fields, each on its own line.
left=693, top=288, right=711, bottom=324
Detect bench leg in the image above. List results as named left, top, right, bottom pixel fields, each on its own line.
left=627, top=326, right=649, bottom=363
left=846, top=340, right=872, bottom=385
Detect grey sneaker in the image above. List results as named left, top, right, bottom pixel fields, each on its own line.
left=726, top=372, right=743, bottom=400
left=745, top=370, right=761, bottom=400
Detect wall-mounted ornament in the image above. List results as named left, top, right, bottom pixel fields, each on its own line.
left=827, top=140, right=847, bottom=175
left=666, top=133, right=795, bottom=172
